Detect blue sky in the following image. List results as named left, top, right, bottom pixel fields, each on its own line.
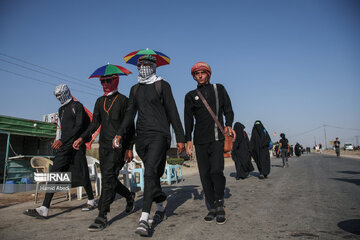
left=0, top=0, right=359, bottom=147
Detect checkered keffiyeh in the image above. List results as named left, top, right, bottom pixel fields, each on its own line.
left=137, top=55, right=158, bottom=83
left=54, top=84, right=72, bottom=106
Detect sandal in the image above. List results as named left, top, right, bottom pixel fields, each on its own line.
left=135, top=220, right=150, bottom=237
left=88, top=216, right=108, bottom=232
left=204, top=209, right=216, bottom=223
left=23, top=209, right=48, bottom=220
left=215, top=206, right=226, bottom=225
left=153, top=209, right=167, bottom=224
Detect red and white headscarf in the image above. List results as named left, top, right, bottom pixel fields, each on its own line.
left=100, top=75, right=119, bottom=96
left=191, top=62, right=212, bottom=79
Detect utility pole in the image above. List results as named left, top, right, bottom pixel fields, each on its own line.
left=323, top=125, right=328, bottom=149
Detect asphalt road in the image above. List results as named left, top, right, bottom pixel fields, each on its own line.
left=1, top=153, right=360, bottom=240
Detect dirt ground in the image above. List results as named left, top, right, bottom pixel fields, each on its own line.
left=0, top=158, right=232, bottom=208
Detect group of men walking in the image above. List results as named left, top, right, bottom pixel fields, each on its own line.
left=24, top=57, right=237, bottom=236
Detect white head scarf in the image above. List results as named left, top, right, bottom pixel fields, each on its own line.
left=54, top=84, right=72, bottom=106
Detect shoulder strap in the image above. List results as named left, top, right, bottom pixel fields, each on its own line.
left=155, top=80, right=163, bottom=104
left=132, top=81, right=163, bottom=104
left=133, top=83, right=140, bottom=97
left=196, top=88, right=226, bottom=136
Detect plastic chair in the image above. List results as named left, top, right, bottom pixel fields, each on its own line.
left=77, top=156, right=101, bottom=200
left=118, top=162, right=132, bottom=190
left=30, top=157, right=53, bottom=203
left=130, top=158, right=145, bottom=191
left=174, top=164, right=183, bottom=182
left=160, top=165, right=178, bottom=185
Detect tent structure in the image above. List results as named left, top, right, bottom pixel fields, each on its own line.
left=0, top=115, right=56, bottom=192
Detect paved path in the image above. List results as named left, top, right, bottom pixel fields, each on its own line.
left=1, top=154, right=360, bottom=239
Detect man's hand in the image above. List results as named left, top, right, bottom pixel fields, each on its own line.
left=124, top=150, right=133, bottom=163
left=177, top=143, right=185, bottom=153
left=73, top=138, right=83, bottom=150
left=52, top=140, right=63, bottom=150
left=186, top=141, right=193, bottom=156
left=113, top=135, right=122, bottom=148
left=225, top=126, right=236, bottom=142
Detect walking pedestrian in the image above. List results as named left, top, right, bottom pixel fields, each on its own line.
left=277, top=133, right=290, bottom=168
left=73, top=74, right=136, bottom=231
left=231, top=122, right=254, bottom=179
left=184, top=62, right=234, bottom=225
left=334, top=137, right=340, bottom=157
left=250, top=120, right=272, bottom=179
left=114, top=54, right=185, bottom=236
left=23, top=84, right=95, bottom=219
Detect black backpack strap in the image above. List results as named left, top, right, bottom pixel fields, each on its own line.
left=132, top=83, right=140, bottom=97
left=155, top=80, right=163, bottom=104
left=133, top=81, right=163, bottom=104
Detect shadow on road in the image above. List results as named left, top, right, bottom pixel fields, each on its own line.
left=337, top=171, right=360, bottom=175
left=330, top=178, right=360, bottom=186
left=47, top=204, right=83, bottom=218
left=338, top=219, right=360, bottom=235
left=108, top=198, right=143, bottom=225
left=271, top=164, right=283, bottom=168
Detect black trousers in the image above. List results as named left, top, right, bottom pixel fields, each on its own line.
left=97, top=147, right=131, bottom=216
left=136, top=134, right=169, bottom=213
left=195, top=140, right=225, bottom=209
left=43, top=148, right=94, bottom=208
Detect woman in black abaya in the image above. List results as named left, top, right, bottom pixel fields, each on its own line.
left=232, top=122, right=254, bottom=180
left=249, top=120, right=272, bottom=179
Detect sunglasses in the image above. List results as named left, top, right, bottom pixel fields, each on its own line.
left=100, top=76, right=117, bottom=84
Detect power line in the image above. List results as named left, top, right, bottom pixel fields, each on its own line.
left=324, top=124, right=360, bottom=131
left=0, top=52, right=99, bottom=88
left=0, top=68, right=98, bottom=97
left=0, top=58, right=99, bottom=92
left=288, top=126, right=323, bottom=139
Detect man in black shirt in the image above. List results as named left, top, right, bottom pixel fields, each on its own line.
left=334, top=137, right=340, bottom=157
left=73, top=74, right=136, bottom=231
left=23, top=84, right=95, bottom=219
left=278, top=133, right=290, bottom=168
left=184, top=62, right=234, bottom=225
left=114, top=54, right=185, bottom=236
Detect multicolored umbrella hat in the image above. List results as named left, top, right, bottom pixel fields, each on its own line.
left=123, top=48, right=170, bottom=67
left=88, top=63, right=132, bottom=79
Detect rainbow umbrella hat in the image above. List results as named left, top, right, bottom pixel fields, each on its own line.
left=123, top=48, right=170, bottom=67
left=89, top=63, right=132, bottom=79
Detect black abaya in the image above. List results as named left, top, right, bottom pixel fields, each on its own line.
left=249, top=120, right=271, bottom=177
left=231, top=122, right=254, bottom=179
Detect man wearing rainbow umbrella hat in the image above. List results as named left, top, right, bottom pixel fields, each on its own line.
left=114, top=51, right=185, bottom=237
left=73, top=64, right=136, bottom=231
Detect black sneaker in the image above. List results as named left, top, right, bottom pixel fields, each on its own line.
left=135, top=220, right=150, bottom=237
left=88, top=216, right=108, bottom=232
left=204, top=209, right=216, bottom=223
left=215, top=206, right=226, bottom=225
left=125, top=192, right=136, bottom=213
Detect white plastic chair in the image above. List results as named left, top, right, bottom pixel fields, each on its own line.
left=77, top=156, right=101, bottom=200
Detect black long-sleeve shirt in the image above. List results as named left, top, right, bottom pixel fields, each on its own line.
left=58, top=100, right=87, bottom=151
left=117, top=80, right=185, bottom=143
left=184, top=83, right=234, bottom=145
left=81, top=92, right=135, bottom=150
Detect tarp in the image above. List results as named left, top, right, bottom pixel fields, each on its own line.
left=0, top=115, right=56, bottom=138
